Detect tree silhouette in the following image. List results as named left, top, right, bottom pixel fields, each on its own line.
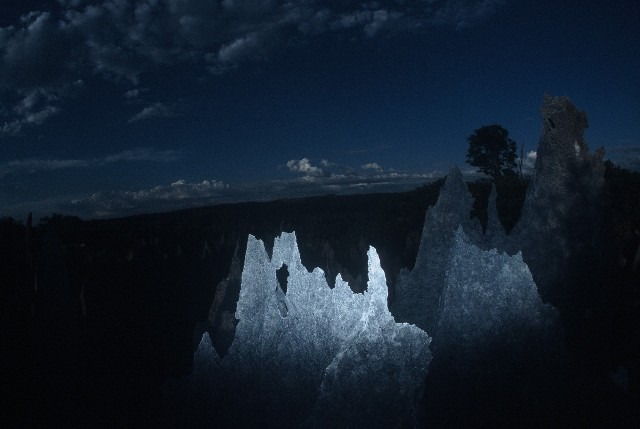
left=466, top=125, right=517, bottom=178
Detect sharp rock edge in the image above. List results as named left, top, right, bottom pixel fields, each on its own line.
left=510, top=95, right=605, bottom=304
left=393, top=95, right=604, bottom=329
left=192, top=232, right=431, bottom=428
left=392, top=165, right=483, bottom=333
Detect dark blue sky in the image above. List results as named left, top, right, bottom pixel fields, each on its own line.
left=1, top=0, right=639, bottom=219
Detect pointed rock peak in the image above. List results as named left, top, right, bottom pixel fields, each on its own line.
left=246, top=234, right=269, bottom=260
left=488, top=183, right=498, bottom=202
left=366, top=246, right=387, bottom=301
left=452, top=225, right=470, bottom=247
left=541, top=95, right=589, bottom=131
left=442, top=166, right=467, bottom=194
left=539, top=95, right=591, bottom=162
left=228, top=240, right=244, bottom=272
left=191, top=230, right=431, bottom=427
left=486, top=184, right=505, bottom=237
left=429, top=166, right=473, bottom=216
left=197, top=331, right=214, bottom=353
left=271, top=231, right=303, bottom=270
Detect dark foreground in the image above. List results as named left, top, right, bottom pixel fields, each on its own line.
left=1, top=165, right=639, bottom=427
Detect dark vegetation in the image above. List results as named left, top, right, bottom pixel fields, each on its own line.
left=1, top=164, right=639, bottom=426
left=466, top=124, right=518, bottom=179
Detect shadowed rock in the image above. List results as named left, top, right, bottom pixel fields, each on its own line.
left=511, top=95, right=605, bottom=304
left=391, top=166, right=482, bottom=332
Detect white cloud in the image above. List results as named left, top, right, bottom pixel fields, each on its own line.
left=286, top=158, right=325, bottom=177
left=521, top=150, right=536, bottom=173
left=361, top=162, right=383, bottom=172
left=128, top=102, right=177, bottom=123
left=33, top=156, right=450, bottom=218
left=1, top=90, right=61, bottom=136
left=69, top=178, right=229, bottom=217
left=24, top=105, right=60, bottom=125
left=217, top=34, right=260, bottom=64
left=127, top=179, right=228, bottom=201
left=287, top=157, right=444, bottom=185
left=124, top=88, right=140, bottom=99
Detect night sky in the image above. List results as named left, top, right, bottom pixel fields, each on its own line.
left=1, top=0, right=638, bottom=219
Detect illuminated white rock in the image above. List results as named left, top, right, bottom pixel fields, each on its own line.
left=192, top=232, right=431, bottom=428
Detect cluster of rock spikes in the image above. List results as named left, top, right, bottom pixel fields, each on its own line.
left=184, top=95, right=603, bottom=427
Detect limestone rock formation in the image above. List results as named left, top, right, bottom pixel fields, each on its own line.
left=511, top=95, right=605, bottom=304
left=206, top=242, right=242, bottom=357
left=392, top=166, right=482, bottom=332
left=485, top=184, right=506, bottom=244
left=192, top=232, right=431, bottom=428
left=393, top=95, right=605, bottom=330
left=434, top=227, right=558, bottom=363
left=425, top=228, right=565, bottom=427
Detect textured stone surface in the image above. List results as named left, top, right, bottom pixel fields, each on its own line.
left=392, top=166, right=482, bottom=332
left=485, top=183, right=506, bottom=245
left=393, top=95, right=605, bottom=328
left=425, top=230, right=565, bottom=428
left=192, top=232, right=431, bottom=427
left=511, top=95, right=605, bottom=304
left=206, top=243, right=242, bottom=357
left=434, top=227, right=558, bottom=363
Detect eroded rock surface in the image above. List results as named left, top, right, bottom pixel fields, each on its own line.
left=434, top=227, right=558, bottom=362
left=392, top=167, right=482, bottom=333
left=192, top=232, right=431, bottom=428
left=511, top=95, right=605, bottom=304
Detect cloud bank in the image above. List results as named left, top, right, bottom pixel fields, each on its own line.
left=1, top=0, right=505, bottom=133
left=53, top=157, right=445, bottom=218
left=69, top=179, right=229, bottom=218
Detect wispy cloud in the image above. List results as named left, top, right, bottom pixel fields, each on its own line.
left=606, top=145, right=640, bottom=170
left=0, top=158, right=89, bottom=176
left=68, top=179, right=229, bottom=218
left=0, top=147, right=181, bottom=177
left=1, top=90, right=61, bottom=136
left=128, top=102, right=179, bottom=123
left=101, top=147, right=180, bottom=163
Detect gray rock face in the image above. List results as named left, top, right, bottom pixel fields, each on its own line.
left=485, top=184, right=506, bottom=245
left=189, top=94, right=594, bottom=427
left=388, top=96, right=587, bottom=426
left=425, top=229, right=565, bottom=427
left=192, top=232, right=431, bottom=428
left=393, top=95, right=604, bottom=330
left=434, top=227, right=558, bottom=364
left=392, top=166, right=482, bottom=332
left=206, top=243, right=242, bottom=357
left=511, top=95, right=605, bottom=303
